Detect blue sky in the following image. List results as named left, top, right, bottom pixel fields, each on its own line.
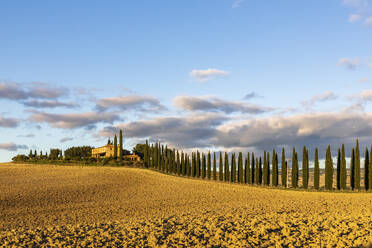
left=1, top=0, right=372, bottom=162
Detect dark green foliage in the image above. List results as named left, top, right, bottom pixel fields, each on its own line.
left=49, top=149, right=62, bottom=160
left=266, top=152, right=270, bottom=185
left=337, top=148, right=341, bottom=190
left=351, top=148, right=355, bottom=190
left=224, top=152, right=230, bottom=182
left=340, top=144, right=347, bottom=190
left=213, top=152, right=217, bottom=180
left=251, top=153, right=255, bottom=184
left=369, top=146, right=372, bottom=191
left=255, top=157, right=259, bottom=184
left=181, top=151, right=185, bottom=175
left=325, top=145, right=333, bottom=190
left=219, top=152, right=223, bottom=181
left=258, top=157, right=262, bottom=184
left=364, top=147, right=369, bottom=191
left=145, top=140, right=149, bottom=168
left=231, top=153, right=236, bottom=183
left=191, top=153, right=195, bottom=177
left=263, top=151, right=268, bottom=185
left=314, top=148, right=320, bottom=190
left=291, top=147, right=298, bottom=188
left=119, top=129, right=123, bottom=161
left=202, top=153, right=206, bottom=179
left=12, top=154, right=29, bottom=161
left=187, top=155, right=191, bottom=177
left=272, top=150, right=278, bottom=187
left=207, top=152, right=211, bottom=179
left=281, top=148, right=286, bottom=187
left=355, top=139, right=360, bottom=190
left=238, top=152, right=243, bottom=183
left=196, top=151, right=201, bottom=178
left=29, top=150, right=33, bottom=158
left=114, top=135, right=118, bottom=159
left=302, top=146, right=309, bottom=189
left=177, top=150, right=181, bottom=176
left=245, top=152, right=250, bottom=184
left=64, top=146, right=92, bottom=159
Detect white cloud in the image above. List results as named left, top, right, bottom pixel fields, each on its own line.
left=338, top=58, right=360, bottom=70
left=349, top=14, right=362, bottom=22
left=190, top=68, right=229, bottom=82
left=232, top=0, right=244, bottom=8
left=365, top=16, right=372, bottom=25
left=302, top=91, right=338, bottom=107
left=0, top=143, right=28, bottom=151
left=96, top=95, right=166, bottom=112
left=356, top=89, right=372, bottom=100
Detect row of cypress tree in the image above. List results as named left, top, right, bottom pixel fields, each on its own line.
left=140, top=139, right=372, bottom=191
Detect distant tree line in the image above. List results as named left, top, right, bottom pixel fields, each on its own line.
left=140, top=139, right=372, bottom=191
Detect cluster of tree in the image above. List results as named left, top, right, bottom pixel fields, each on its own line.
left=140, top=139, right=372, bottom=191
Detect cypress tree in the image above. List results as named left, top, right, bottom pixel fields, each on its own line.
left=182, top=151, right=186, bottom=175
left=246, top=152, right=251, bottom=184
left=208, top=151, right=212, bottom=179
left=251, top=152, right=255, bottom=184
left=29, top=149, right=33, bottom=158
left=231, top=153, right=236, bottom=183
left=114, top=135, right=118, bottom=159
left=302, top=146, right=308, bottom=189
left=325, top=145, right=333, bottom=190
left=202, top=153, right=206, bottom=179
left=191, top=153, right=195, bottom=177
left=337, top=148, right=341, bottom=190
left=340, top=144, right=347, bottom=190
left=258, top=157, right=263, bottom=184
left=213, top=152, right=217, bottom=180
left=314, top=147, right=320, bottom=190
left=119, top=129, right=123, bottom=162
left=272, top=150, right=278, bottom=187
left=263, top=151, right=268, bottom=185
left=364, top=147, right=369, bottom=191
left=355, top=139, right=360, bottom=190
left=225, top=152, right=230, bottom=182
left=187, top=155, right=191, bottom=177
left=238, top=152, right=243, bottom=183
left=281, top=148, right=286, bottom=187
left=266, top=152, right=270, bottom=186
left=351, top=148, right=355, bottom=190
left=292, top=147, right=298, bottom=188
left=255, top=157, right=259, bottom=184
left=219, top=152, right=223, bottom=181
left=201, top=153, right=205, bottom=178
left=196, top=151, right=201, bottom=178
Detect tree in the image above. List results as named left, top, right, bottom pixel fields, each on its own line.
left=369, top=146, right=372, bottom=191
left=263, top=151, right=268, bottom=185
left=245, top=152, right=250, bottom=184
left=219, top=152, right=223, bottom=181
left=351, top=148, right=355, bottom=190
left=355, top=139, right=360, bottom=190
left=337, top=148, right=341, bottom=190
left=177, top=150, right=181, bottom=176
left=50, top=149, right=62, bottom=160
left=113, top=135, right=118, bottom=159
left=266, top=152, right=270, bottom=186
left=281, top=148, right=286, bottom=187
left=302, top=146, right=309, bottom=189
left=325, top=145, right=333, bottom=190
left=292, top=147, right=298, bottom=188
left=255, top=157, right=259, bottom=184
left=340, top=144, right=347, bottom=190
left=238, top=152, right=243, bottom=183
left=119, top=129, right=123, bottom=162
left=208, top=151, right=212, bottom=179
left=202, top=153, right=206, bottom=179
left=314, top=147, right=320, bottom=190
left=272, top=150, right=278, bottom=187
left=364, top=147, right=369, bottom=191
left=191, top=153, right=195, bottom=177
left=251, top=152, right=255, bottom=184
left=231, top=153, right=236, bottom=183
left=213, top=152, right=217, bottom=180
left=225, top=152, right=230, bottom=182
left=258, top=157, right=263, bottom=184
left=64, top=146, right=93, bottom=159
left=29, top=149, right=33, bottom=158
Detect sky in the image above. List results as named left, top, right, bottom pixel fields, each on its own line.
left=1, top=0, right=372, bottom=162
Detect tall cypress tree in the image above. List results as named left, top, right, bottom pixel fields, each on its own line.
left=181, top=151, right=185, bottom=175
left=246, top=152, right=251, bottom=184
left=340, top=144, right=347, bottom=190
left=292, top=147, right=298, bottom=188
left=272, top=150, right=278, bottom=187
left=219, top=152, right=223, bottom=181
left=119, top=129, right=123, bottom=162
left=325, top=145, right=333, bottom=190
left=364, top=147, right=369, bottom=191
left=225, top=152, right=230, bottom=182
left=114, top=135, right=118, bottom=159
left=231, top=153, right=236, bottom=183
left=369, top=146, right=372, bottom=191
left=351, top=148, right=355, bottom=190
left=202, top=153, right=206, bottom=179
left=213, top=152, right=217, bottom=180
left=238, top=152, right=243, bottom=183
left=314, top=147, right=319, bottom=190
left=251, top=152, right=255, bottom=184
left=258, top=157, right=263, bottom=184
left=337, top=148, right=341, bottom=190
left=263, top=151, right=268, bottom=186
left=355, top=139, right=360, bottom=190
left=197, top=151, right=201, bottom=178
left=255, top=157, right=259, bottom=184
left=281, top=148, right=286, bottom=187
left=191, top=153, right=195, bottom=177
left=208, top=151, right=212, bottom=180
left=302, top=146, right=309, bottom=189
left=267, top=152, right=270, bottom=186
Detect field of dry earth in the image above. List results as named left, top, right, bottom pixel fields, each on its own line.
left=1, top=163, right=371, bottom=247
